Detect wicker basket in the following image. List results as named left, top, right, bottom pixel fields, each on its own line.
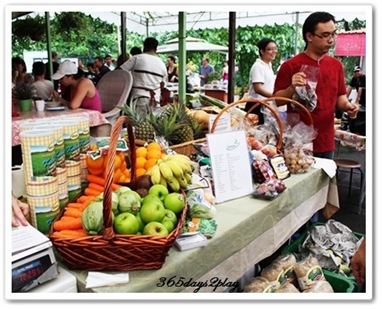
left=49, top=116, right=187, bottom=271
left=169, top=137, right=207, bottom=156
left=210, top=96, right=313, bottom=152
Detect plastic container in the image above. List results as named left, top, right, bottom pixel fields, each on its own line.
left=282, top=222, right=363, bottom=293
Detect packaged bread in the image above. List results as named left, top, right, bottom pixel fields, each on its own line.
left=275, top=282, right=300, bottom=293
left=273, top=253, right=297, bottom=284
left=302, top=280, right=334, bottom=293
left=243, top=276, right=274, bottom=293
left=294, top=255, right=325, bottom=291
left=260, top=262, right=286, bottom=290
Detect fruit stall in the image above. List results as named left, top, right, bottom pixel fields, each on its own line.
left=11, top=94, right=364, bottom=296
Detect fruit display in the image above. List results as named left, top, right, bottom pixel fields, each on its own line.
left=51, top=179, right=186, bottom=237
left=120, top=99, right=204, bottom=145
left=146, top=153, right=196, bottom=192
left=252, top=179, right=286, bottom=199
left=283, top=146, right=315, bottom=174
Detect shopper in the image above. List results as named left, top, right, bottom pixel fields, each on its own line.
left=245, top=38, right=278, bottom=124
left=199, top=57, right=214, bottom=86
left=274, top=11, right=358, bottom=159
left=350, top=238, right=366, bottom=287
left=51, top=60, right=102, bottom=112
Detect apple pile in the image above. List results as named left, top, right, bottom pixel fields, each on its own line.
left=111, top=184, right=186, bottom=236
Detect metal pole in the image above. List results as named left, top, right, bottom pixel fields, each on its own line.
left=45, top=12, right=53, bottom=85
left=294, top=12, right=299, bottom=55
left=121, top=12, right=127, bottom=63
left=228, top=12, right=236, bottom=103
left=178, top=12, right=186, bottom=103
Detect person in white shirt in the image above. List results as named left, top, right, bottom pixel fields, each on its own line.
left=245, top=38, right=278, bottom=124
left=31, top=61, right=54, bottom=100
left=121, top=37, right=167, bottom=113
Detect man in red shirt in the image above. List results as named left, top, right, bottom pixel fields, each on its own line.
left=274, top=11, right=358, bottom=159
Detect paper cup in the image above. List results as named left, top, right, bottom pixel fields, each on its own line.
left=35, top=100, right=45, bottom=111
left=20, top=129, right=57, bottom=183
left=12, top=165, right=26, bottom=198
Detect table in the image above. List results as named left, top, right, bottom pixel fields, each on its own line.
left=61, top=165, right=338, bottom=293
left=12, top=108, right=111, bottom=146
left=334, top=129, right=366, bottom=151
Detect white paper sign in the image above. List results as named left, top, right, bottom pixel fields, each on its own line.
left=207, top=130, right=254, bottom=203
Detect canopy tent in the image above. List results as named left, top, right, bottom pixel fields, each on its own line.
left=157, top=36, right=228, bottom=54
left=334, top=29, right=366, bottom=56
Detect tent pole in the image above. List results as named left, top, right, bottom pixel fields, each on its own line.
left=121, top=12, right=127, bottom=63
left=45, top=12, right=53, bottom=85
left=178, top=12, right=186, bottom=104
left=294, top=12, right=299, bottom=55
left=228, top=12, right=236, bottom=103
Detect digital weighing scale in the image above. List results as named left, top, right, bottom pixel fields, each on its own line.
left=12, top=221, right=59, bottom=292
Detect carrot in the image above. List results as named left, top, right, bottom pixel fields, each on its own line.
left=53, top=217, right=83, bottom=231
left=66, top=203, right=84, bottom=209
left=77, top=195, right=91, bottom=203
left=86, top=174, right=106, bottom=186
left=63, top=208, right=83, bottom=218
left=84, top=188, right=102, bottom=197
left=86, top=174, right=122, bottom=191
left=88, top=182, right=105, bottom=192
left=52, top=229, right=88, bottom=238
left=80, top=196, right=97, bottom=211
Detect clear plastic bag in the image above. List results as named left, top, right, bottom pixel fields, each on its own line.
left=292, top=65, right=320, bottom=112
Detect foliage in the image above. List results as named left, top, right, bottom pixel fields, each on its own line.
left=12, top=15, right=46, bottom=43
left=12, top=13, right=366, bottom=86
left=14, top=82, right=33, bottom=100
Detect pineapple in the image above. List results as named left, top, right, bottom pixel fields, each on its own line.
left=120, top=97, right=156, bottom=142
left=163, top=101, right=204, bottom=143
left=149, top=111, right=181, bottom=145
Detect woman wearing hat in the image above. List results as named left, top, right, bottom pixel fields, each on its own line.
left=51, top=60, right=102, bottom=112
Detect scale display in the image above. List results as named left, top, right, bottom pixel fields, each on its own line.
left=12, top=254, right=52, bottom=292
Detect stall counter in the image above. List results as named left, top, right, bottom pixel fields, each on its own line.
left=61, top=166, right=338, bottom=293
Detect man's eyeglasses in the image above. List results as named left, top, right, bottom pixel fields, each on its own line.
left=312, top=31, right=337, bottom=40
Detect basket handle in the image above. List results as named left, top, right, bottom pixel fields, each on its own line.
left=102, top=116, right=136, bottom=240
left=210, top=97, right=284, bottom=152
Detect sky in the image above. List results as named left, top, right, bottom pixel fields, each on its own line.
left=2, top=0, right=380, bottom=307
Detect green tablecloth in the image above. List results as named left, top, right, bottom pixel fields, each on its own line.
left=60, top=166, right=336, bottom=293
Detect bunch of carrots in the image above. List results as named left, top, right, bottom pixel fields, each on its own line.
left=51, top=175, right=123, bottom=239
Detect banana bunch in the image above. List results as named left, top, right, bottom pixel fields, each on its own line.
left=147, top=154, right=196, bottom=192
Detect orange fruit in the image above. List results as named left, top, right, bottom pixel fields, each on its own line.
left=136, top=168, right=147, bottom=177
left=136, top=157, right=147, bottom=169
left=147, top=142, right=162, bottom=152
left=114, top=155, right=122, bottom=170
left=86, top=155, right=104, bottom=170
left=144, top=158, right=158, bottom=170
left=118, top=174, right=126, bottom=183
left=113, top=169, right=123, bottom=183
left=147, top=148, right=162, bottom=160
left=123, top=169, right=131, bottom=179
left=136, top=147, right=148, bottom=158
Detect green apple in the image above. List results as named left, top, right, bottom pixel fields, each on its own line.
left=163, top=209, right=178, bottom=226
left=139, top=200, right=166, bottom=224
left=141, top=193, right=162, bottom=206
left=148, top=184, right=169, bottom=202
left=135, top=212, right=145, bottom=232
left=115, top=186, right=131, bottom=196
left=161, top=217, right=175, bottom=233
left=113, top=212, right=139, bottom=234
left=118, top=191, right=141, bottom=215
left=163, top=192, right=185, bottom=214
left=143, top=221, right=169, bottom=236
